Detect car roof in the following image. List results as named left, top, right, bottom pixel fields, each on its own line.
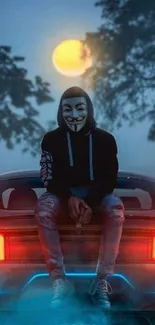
left=0, top=169, right=155, bottom=183
left=0, top=170, right=40, bottom=181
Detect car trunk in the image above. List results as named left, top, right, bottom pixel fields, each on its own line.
left=0, top=210, right=155, bottom=266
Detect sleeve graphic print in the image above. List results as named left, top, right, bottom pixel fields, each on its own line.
left=40, top=151, right=53, bottom=187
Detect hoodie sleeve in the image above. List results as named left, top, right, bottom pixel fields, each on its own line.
left=40, top=133, right=72, bottom=199
left=84, top=135, right=118, bottom=207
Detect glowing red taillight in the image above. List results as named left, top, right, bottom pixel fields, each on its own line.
left=0, top=234, right=5, bottom=260
left=152, top=237, right=155, bottom=260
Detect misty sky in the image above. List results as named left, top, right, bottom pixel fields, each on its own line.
left=0, top=0, right=155, bottom=176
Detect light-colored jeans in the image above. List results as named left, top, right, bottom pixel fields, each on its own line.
left=35, top=187, right=125, bottom=278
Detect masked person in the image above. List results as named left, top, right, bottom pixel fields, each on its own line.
left=35, top=86, right=125, bottom=310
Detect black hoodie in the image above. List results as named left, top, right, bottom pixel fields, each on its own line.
left=40, top=87, right=118, bottom=207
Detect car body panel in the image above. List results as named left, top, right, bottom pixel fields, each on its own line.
left=0, top=170, right=155, bottom=298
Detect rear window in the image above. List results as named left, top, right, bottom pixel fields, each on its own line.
left=114, top=177, right=154, bottom=210
left=0, top=177, right=45, bottom=210
left=0, top=176, right=154, bottom=211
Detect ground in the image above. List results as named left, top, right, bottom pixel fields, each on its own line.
left=0, top=277, right=154, bottom=325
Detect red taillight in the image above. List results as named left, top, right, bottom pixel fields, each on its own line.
left=152, top=237, right=155, bottom=259
left=0, top=234, right=5, bottom=260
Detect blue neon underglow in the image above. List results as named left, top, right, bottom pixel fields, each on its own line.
left=0, top=272, right=155, bottom=297
left=21, top=272, right=135, bottom=292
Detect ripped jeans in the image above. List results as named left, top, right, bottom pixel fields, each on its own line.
left=35, top=187, right=125, bottom=278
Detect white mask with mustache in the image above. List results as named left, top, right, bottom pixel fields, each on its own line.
left=62, top=97, right=88, bottom=132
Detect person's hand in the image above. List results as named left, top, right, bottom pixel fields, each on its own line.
left=79, top=201, right=92, bottom=224
left=68, top=196, right=83, bottom=220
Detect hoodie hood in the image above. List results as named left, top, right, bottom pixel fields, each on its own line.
left=57, top=87, right=96, bottom=181
left=57, top=86, right=96, bottom=134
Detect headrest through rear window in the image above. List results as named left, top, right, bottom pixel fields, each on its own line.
left=7, top=188, right=37, bottom=210
left=120, top=196, right=141, bottom=209
left=0, top=197, right=4, bottom=209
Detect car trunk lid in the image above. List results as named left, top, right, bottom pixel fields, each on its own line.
left=0, top=210, right=155, bottom=264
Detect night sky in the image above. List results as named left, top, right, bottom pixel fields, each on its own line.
left=0, top=0, right=154, bottom=175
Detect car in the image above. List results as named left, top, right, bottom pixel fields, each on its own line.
left=0, top=169, right=155, bottom=311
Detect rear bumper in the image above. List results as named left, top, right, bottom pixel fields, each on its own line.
left=0, top=263, right=155, bottom=294
left=1, top=263, right=155, bottom=314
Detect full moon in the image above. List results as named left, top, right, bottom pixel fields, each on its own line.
left=52, top=39, right=93, bottom=77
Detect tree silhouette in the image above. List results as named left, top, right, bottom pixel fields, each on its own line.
left=0, top=46, right=55, bottom=155
left=83, top=0, right=155, bottom=140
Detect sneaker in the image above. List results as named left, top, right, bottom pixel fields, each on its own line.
left=50, top=278, right=75, bottom=308
left=88, top=278, right=112, bottom=310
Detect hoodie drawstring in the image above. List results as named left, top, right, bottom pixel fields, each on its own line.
left=67, top=132, right=94, bottom=181
left=67, top=132, right=74, bottom=167
left=89, top=133, right=94, bottom=181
